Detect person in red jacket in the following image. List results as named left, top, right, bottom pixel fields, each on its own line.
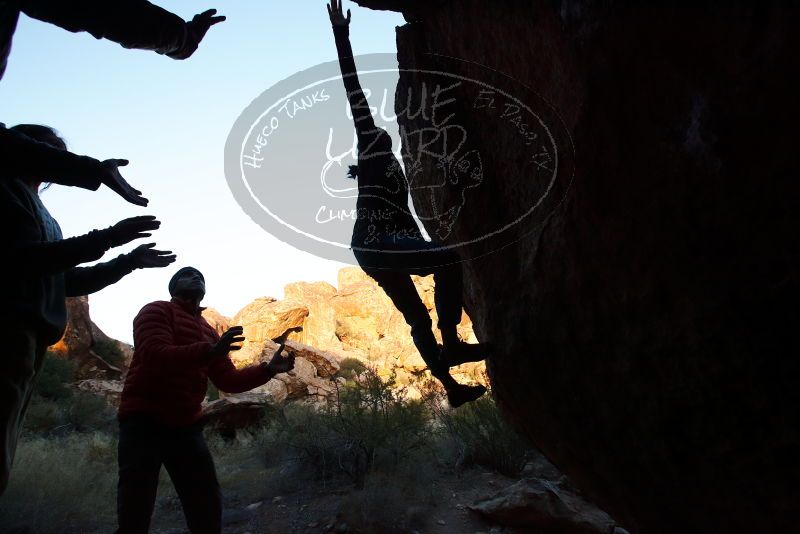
left=116, top=266, right=295, bottom=534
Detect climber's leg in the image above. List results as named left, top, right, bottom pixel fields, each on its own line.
left=364, top=269, right=485, bottom=407
left=432, top=260, right=463, bottom=347
left=366, top=270, right=440, bottom=368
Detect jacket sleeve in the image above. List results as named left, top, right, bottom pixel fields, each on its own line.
left=16, top=0, right=191, bottom=58
left=0, top=125, right=102, bottom=189
left=0, top=179, right=111, bottom=276
left=332, top=25, right=376, bottom=137
left=13, top=231, right=110, bottom=277
left=64, top=253, right=136, bottom=297
left=208, top=356, right=274, bottom=394
left=133, top=302, right=214, bottom=368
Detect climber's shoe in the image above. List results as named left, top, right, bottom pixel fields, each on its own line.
left=440, top=341, right=491, bottom=368
left=446, top=383, right=487, bottom=408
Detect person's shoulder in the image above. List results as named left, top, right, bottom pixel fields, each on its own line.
left=0, top=177, right=32, bottom=199
left=135, top=300, right=173, bottom=319
left=198, top=311, right=220, bottom=338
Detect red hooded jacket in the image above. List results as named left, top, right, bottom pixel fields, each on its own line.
left=118, top=298, right=272, bottom=426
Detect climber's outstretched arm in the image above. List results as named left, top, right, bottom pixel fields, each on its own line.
left=327, top=0, right=376, bottom=137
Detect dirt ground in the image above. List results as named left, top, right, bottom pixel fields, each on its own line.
left=149, top=460, right=523, bottom=534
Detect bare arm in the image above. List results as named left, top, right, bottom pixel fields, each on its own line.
left=328, top=0, right=376, bottom=136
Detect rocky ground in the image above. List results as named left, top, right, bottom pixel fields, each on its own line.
left=1, top=424, right=622, bottom=534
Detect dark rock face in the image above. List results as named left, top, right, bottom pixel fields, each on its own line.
left=356, top=1, right=800, bottom=532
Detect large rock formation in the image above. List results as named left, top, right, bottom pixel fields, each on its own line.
left=231, top=267, right=484, bottom=387
left=68, top=268, right=484, bottom=418
left=352, top=1, right=799, bottom=532
left=50, top=296, right=133, bottom=379
left=284, top=281, right=342, bottom=350
left=333, top=268, right=478, bottom=377
left=231, top=297, right=308, bottom=364
left=201, top=307, right=231, bottom=336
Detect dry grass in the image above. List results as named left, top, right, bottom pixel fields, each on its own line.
left=0, top=431, right=275, bottom=533
left=0, top=370, right=532, bottom=533
left=0, top=433, right=118, bottom=533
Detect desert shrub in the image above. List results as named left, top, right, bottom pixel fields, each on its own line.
left=35, top=353, right=75, bottom=401
left=22, top=353, right=116, bottom=436
left=92, top=338, right=126, bottom=368
left=66, top=391, right=117, bottom=433
left=23, top=398, right=69, bottom=434
left=334, top=357, right=368, bottom=381
left=24, top=391, right=116, bottom=436
left=23, top=354, right=74, bottom=435
left=268, top=368, right=431, bottom=488
left=264, top=403, right=335, bottom=473
left=332, top=370, right=430, bottom=483
left=422, top=379, right=532, bottom=477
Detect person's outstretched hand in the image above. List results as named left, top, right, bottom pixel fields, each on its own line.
left=126, top=243, right=176, bottom=269
left=327, top=0, right=351, bottom=27
left=266, top=343, right=296, bottom=375
left=103, top=216, right=161, bottom=248
left=170, top=9, right=226, bottom=59
left=98, top=159, right=148, bottom=207
left=209, top=326, right=245, bottom=359
left=272, top=327, right=303, bottom=346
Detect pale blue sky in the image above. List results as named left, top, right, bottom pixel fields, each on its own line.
left=0, top=1, right=404, bottom=342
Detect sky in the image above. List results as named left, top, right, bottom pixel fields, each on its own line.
left=0, top=1, right=405, bottom=343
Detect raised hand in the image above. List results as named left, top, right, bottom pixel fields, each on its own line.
left=98, top=159, right=148, bottom=207
left=327, top=0, right=351, bottom=27
left=126, top=243, right=176, bottom=269
left=103, top=216, right=161, bottom=248
left=171, top=9, right=226, bottom=59
left=209, top=326, right=245, bottom=359
left=272, top=327, right=303, bottom=346
left=266, top=343, right=296, bottom=375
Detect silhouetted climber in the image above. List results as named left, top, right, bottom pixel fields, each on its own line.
left=0, top=124, right=176, bottom=495
left=0, top=1, right=225, bottom=206
left=116, top=267, right=296, bottom=534
left=327, top=0, right=488, bottom=408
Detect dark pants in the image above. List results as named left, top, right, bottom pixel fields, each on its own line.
left=0, top=327, right=47, bottom=495
left=117, top=415, right=221, bottom=534
left=355, top=237, right=463, bottom=374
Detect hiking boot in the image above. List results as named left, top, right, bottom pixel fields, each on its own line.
left=446, top=383, right=487, bottom=408
left=440, top=341, right=490, bottom=368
